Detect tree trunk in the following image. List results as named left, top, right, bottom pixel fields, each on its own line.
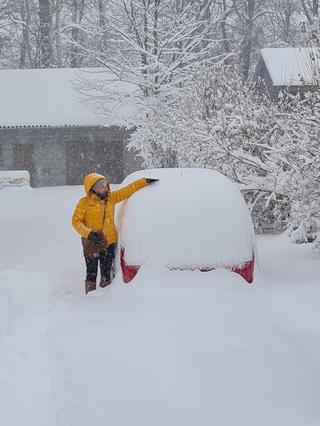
left=70, top=0, right=85, bottom=68
left=20, top=1, right=28, bottom=68
left=98, top=0, right=108, bottom=60
left=98, top=0, right=107, bottom=31
left=70, top=0, right=79, bottom=67
left=221, top=0, right=230, bottom=55
left=283, top=1, right=292, bottom=43
left=241, top=0, right=255, bottom=81
left=153, top=0, right=160, bottom=92
left=38, top=0, right=52, bottom=68
left=55, top=0, right=63, bottom=67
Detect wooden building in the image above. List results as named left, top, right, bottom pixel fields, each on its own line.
left=254, top=47, right=319, bottom=98
left=0, top=68, right=141, bottom=187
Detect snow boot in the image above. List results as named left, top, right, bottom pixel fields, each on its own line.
left=100, top=279, right=111, bottom=288
left=85, top=281, right=96, bottom=294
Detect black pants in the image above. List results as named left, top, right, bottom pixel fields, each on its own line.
left=85, top=244, right=115, bottom=283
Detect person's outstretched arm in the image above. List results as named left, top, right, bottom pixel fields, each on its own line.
left=110, top=177, right=159, bottom=204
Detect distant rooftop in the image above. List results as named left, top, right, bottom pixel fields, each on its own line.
left=260, top=47, right=319, bottom=86
left=0, top=68, right=139, bottom=128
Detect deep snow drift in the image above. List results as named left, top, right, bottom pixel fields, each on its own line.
left=1, top=185, right=320, bottom=426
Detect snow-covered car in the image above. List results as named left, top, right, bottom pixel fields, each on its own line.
left=116, top=168, right=255, bottom=283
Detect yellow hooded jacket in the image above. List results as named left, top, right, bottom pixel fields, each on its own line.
left=72, top=173, right=148, bottom=244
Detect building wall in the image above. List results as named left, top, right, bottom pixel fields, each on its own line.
left=34, top=138, right=66, bottom=187
left=253, top=58, right=279, bottom=99
left=254, top=56, right=315, bottom=100
left=65, top=127, right=125, bottom=185
left=0, top=126, right=140, bottom=187
left=0, top=142, right=14, bottom=169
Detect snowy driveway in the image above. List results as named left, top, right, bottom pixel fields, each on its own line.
left=1, top=186, right=320, bottom=426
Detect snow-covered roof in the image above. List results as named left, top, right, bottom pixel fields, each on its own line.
left=0, top=68, right=139, bottom=128
left=261, top=47, right=319, bottom=86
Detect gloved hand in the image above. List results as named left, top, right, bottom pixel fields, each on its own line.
left=87, top=232, right=104, bottom=245
left=146, top=178, right=159, bottom=184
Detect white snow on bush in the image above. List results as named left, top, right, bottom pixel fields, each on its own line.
left=117, top=168, right=255, bottom=269
left=0, top=170, right=30, bottom=189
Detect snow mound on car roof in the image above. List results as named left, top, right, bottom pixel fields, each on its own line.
left=116, top=168, right=255, bottom=269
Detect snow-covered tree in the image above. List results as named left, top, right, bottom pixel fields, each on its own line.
left=129, top=63, right=320, bottom=235
left=76, top=0, right=235, bottom=97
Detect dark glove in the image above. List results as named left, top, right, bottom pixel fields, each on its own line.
left=146, top=178, right=159, bottom=184
left=87, top=232, right=104, bottom=245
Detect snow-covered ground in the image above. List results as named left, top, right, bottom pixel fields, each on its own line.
left=1, top=185, right=320, bottom=426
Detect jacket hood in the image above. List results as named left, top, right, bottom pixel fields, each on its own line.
left=84, top=173, right=108, bottom=195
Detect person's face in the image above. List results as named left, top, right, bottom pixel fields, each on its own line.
left=92, top=179, right=109, bottom=195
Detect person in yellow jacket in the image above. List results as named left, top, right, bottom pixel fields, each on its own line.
left=72, top=172, right=159, bottom=294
